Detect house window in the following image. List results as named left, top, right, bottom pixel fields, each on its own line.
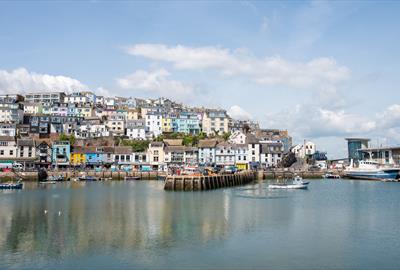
left=154, top=150, right=159, bottom=155
left=154, top=156, right=159, bottom=162
left=9, top=150, right=13, bottom=156
left=0, top=150, right=3, bottom=155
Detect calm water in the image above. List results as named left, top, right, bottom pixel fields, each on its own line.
left=1, top=180, right=400, bottom=270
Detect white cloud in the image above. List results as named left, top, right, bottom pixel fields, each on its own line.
left=125, top=44, right=351, bottom=88
left=0, top=68, right=88, bottom=94
left=0, top=67, right=112, bottom=97
left=228, top=105, right=253, bottom=120
left=116, top=69, right=196, bottom=102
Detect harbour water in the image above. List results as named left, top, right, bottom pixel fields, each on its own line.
left=1, top=180, right=400, bottom=270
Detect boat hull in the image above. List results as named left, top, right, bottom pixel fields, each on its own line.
left=344, top=169, right=400, bottom=180
left=0, top=183, right=23, bottom=189
left=268, top=184, right=308, bottom=190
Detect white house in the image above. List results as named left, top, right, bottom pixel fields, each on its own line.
left=215, top=141, right=235, bottom=167
left=246, top=134, right=260, bottom=168
left=229, top=131, right=247, bottom=145
left=147, top=141, right=166, bottom=171
left=291, top=141, right=316, bottom=158
left=198, top=139, right=218, bottom=165
left=234, top=144, right=248, bottom=170
left=0, top=136, right=17, bottom=159
left=260, top=142, right=284, bottom=168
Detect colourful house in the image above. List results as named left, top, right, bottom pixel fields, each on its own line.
left=85, top=147, right=104, bottom=167
left=70, top=147, right=86, bottom=166
left=162, top=115, right=174, bottom=133
left=52, top=141, right=70, bottom=168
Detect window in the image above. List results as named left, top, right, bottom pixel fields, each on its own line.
left=10, top=150, right=13, bottom=156
left=154, top=150, right=159, bottom=155
left=154, top=156, right=159, bottom=162
left=0, top=150, right=3, bottom=155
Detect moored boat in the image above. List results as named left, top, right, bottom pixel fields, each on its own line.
left=344, top=160, right=400, bottom=181
left=323, top=173, right=341, bottom=179
left=0, top=181, right=23, bottom=189
left=269, top=176, right=309, bottom=190
left=124, top=176, right=140, bottom=180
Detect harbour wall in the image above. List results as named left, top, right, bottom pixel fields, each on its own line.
left=164, top=171, right=256, bottom=191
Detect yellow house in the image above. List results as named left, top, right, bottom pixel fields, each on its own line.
left=70, top=147, right=86, bottom=166
left=127, top=109, right=139, bottom=120
left=162, top=116, right=173, bottom=132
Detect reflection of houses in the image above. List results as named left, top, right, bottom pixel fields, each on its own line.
left=52, top=141, right=70, bottom=168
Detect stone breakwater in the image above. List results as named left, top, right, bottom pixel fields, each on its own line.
left=164, top=171, right=256, bottom=191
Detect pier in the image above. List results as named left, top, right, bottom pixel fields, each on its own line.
left=164, top=171, right=256, bottom=191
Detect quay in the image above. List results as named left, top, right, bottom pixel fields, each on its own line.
left=164, top=171, right=256, bottom=191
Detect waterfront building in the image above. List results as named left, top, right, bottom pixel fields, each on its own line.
left=0, top=136, right=17, bottom=160
left=215, top=141, right=235, bottom=167
left=246, top=134, right=261, bottom=169
left=25, top=92, right=65, bottom=104
left=202, top=110, right=229, bottom=135
left=345, top=138, right=370, bottom=161
left=234, top=144, right=248, bottom=170
left=164, top=142, right=198, bottom=166
left=35, top=140, right=52, bottom=168
left=198, top=139, right=218, bottom=166
left=147, top=141, right=165, bottom=171
left=51, top=141, right=70, bottom=168
left=0, top=124, right=16, bottom=137
left=70, top=147, right=86, bottom=167
left=125, top=119, right=146, bottom=140
left=84, top=147, right=104, bottom=168
left=260, top=142, right=284, bottom=168
left=145, top=112, right=162, bottom=138
left=132, top=151, right=148, bottom=170
left=113, top=146, right=133, bottom=168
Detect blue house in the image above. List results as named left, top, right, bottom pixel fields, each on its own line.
left=175, top=112, right=200, bottom=134
left=52, top=141, right=70, bottom=168
left=85, top=147, right=104, bottom=168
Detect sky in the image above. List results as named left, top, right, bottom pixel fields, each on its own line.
left=1, top=1, right=400, bottom=158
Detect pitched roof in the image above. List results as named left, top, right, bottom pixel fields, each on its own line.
left=245, top=133, right=259, bottom=144
left=0, top=136, right=15, bottom=141
left=17, top=139, right=34, bottom=146
left=198, top=139, right=218, bottom=148
left=114, top=146, right=133, bottom=154
left=163, top=139, right=183, bottom=146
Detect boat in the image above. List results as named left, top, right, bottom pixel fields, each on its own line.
left=124, top=176, right=140, bottom=180
left=47, top=175, right=65, bottom=181
left=78, top=175, right=98, bottom=181
left=323, top=173, right=341, bottom=179
left=269, top=176, right=309, bottom=189
left=343, top=160, right=400, bottom=181
left=0, top=180, right=23, bottom=189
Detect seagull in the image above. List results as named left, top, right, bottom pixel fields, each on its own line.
left=44, top=210, right=48, bottom=214
left=58, top=211, right=62, bottom=216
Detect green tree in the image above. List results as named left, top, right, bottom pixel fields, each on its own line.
left=222, top=132, right=231, bottom=141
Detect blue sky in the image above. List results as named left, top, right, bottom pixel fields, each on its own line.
left=1, top=1, right=400, bottom=158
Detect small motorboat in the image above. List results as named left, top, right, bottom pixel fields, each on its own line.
left=47, top=175, right=65, bottom=182
left=0, top=180, right=23, bottom=190
left=78, top=176, right=98, bottom=181
left=39, top=180, right=56, bottom=184
left=381, top=178, right=398, bottom=182
left=323, top=173, right=340, bottom=179
left=269, top=176, right=309, bottom=190
left=124, top=176, right=140, bottom=180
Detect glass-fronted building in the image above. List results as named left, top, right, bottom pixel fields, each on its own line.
left=345, top=138, right=370, bottom=161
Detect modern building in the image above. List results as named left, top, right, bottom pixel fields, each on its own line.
left=345, top=138, right=370, bottom=161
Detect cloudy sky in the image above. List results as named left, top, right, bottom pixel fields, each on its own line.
left=1, top=1, right=400, bottom=158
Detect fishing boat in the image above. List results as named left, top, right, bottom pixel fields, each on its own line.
left=268, top=176, right=309, bottom=190
left=0, top=180, right=23, bottom=190
left=344, top=160, right=400, bottom=181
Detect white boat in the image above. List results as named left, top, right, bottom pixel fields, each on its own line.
left=344, top=160, right=400, bottom=181
left=323, top=173, right=340, bottom=179
left=269, top=176, right=309, bottom=189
